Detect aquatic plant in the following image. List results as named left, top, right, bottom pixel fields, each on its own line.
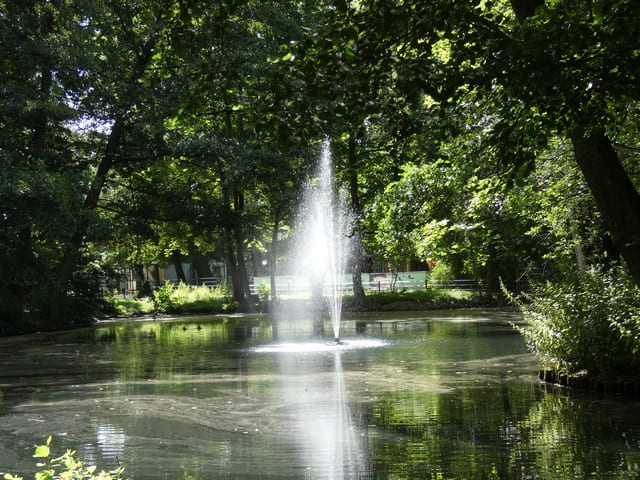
left=3, top=436, right=126, bottom=480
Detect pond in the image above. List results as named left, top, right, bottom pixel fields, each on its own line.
left=1, top=309, right=640, bottom=479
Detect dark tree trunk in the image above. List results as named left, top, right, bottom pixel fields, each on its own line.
left=251, top=245, right=264, bottom=277
left=148, top=264, right=161, bottom=286
left=485, top=244, right=498, bottom=303
left=235, top=234, right=251, bottom=306
left=234, top=190, right=252, bottom=307
left=226, top=236, right=251, bottom=309
left=269, top=207, right=281, bottom=300
left=223, top=189, right=251, bottom=309
left=191, top=248, right=212, bottom=282
left=172, top=250, right=187, bottom=283
left=226, top=239, right=243, bottom=302
left=570, top=126, right=640, bottom=286
left=347, top=134, right=366, bottom=309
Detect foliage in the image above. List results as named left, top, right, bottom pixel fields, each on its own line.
left=152, top=281, right=175, bottom=313
left=168, top=282, right=238, bottom=314
left=510, top=267, right=640, bottom=376
left=2, top=0, right=640, bottom=374
left=428, top=263, right=455, bottom=284
left=108, top=282, right=238, bottom=315
left=106, top=297, right=154, bottom=316
left=3, top=436, right=126, bottom=480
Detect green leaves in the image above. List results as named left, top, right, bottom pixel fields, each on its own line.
left=514, top=266, right=640, bottom=375
left=33, top=441, right=51, bottom=459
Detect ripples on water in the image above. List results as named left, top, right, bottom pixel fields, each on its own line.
left=1, top=310, right=640, bottom=479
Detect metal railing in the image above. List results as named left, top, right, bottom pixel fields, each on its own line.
left=426, top=279, right=484, bottom=291
left=249, top=277, right=485, bottom=295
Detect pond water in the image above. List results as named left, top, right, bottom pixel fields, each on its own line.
left=1, top=309, right=640, bottom=479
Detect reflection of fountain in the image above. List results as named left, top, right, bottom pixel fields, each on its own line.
left=271, top=347, right=368, bottom=479
left=294, top=139, right=352, bottom=343
left=328, top=352, right=368, bottom=479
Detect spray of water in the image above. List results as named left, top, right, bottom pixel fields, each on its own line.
left=295, top=139, right=352, bottom=342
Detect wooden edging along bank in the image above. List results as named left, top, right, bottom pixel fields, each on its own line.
left=538, top=369, right=640, bottom=397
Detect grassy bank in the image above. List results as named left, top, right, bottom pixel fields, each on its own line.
left=107, top=282, right=489, bottom=317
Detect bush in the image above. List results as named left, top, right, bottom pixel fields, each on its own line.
left=106, top=281, right=238, bottom=315
left=152, top=280, right=175, bottom=313
left=4, top=436, right=126, bottom=480
left=168, top=282, right=238, bottom=313
left=510, top=266, right=640, bottom=377
left=428, top=262, right=455, bottom=283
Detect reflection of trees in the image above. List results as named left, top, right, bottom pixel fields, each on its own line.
left=518, top=392, right=640, bottom=479
left=367, top=382, right=640, bottom=479
left=94, top=318, right=273, bottom=381
left=367, top=384, right=540, bottom=479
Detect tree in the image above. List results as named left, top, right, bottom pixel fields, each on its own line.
left=157, top=0, right=312, bottom=306
left=287, top=0, right=640, bottom=287
left=0, top=0, right=101, bottom=329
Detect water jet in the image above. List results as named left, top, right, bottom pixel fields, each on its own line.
left=293, top=138, right=353, bottom=343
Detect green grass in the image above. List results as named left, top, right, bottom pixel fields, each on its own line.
left=107, top=284, right=483, bottom=317
left=364, top=288, right=478, bottom=305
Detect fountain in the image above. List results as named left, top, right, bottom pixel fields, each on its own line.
left=293, top=138, right=352, bottom=344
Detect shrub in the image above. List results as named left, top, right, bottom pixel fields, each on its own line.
left=169, top=282, right=237, bottom=313
left=428, top=262, right=455, bottom=283
left=4, top=436, right=126, bottom=480
left=152, top=280, right=175, bottom=312
left=107, top=281, right=238, bottom=315
left=510, top=266, right=640, bottom=377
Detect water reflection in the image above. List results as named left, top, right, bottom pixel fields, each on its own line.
left=81, top=423, right=126, bottom=467
left=270, top=346, right=368, bottom=479
left=1, top=311, right=640, bottom=479
left=252, top=338, right=388, bottom=354
left=520, top=391, right=640, bottom=478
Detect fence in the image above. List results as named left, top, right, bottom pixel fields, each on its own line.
left=249, top=272, right=485, bottom=296
left=426, top=279, right=484, bottom=291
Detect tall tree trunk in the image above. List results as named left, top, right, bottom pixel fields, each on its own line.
left=191, top=247, right=213, bottom=282
left=235, top=234, right=251, bottom=306
left=485, top=244, right=498, bottom=303
left=347, top=134, right=366, bottom=309
left=251, top=245, right=264, bottom=277
left=226, top=238, right=243, bottom=303
left=570, top=126, right=640, bottom=286
left=49, top=39, right=155, bottom=323
left=172, top=250, right=187, bottom=283
left=148, top=264, right=161, bottom=286
left=234, top=189, right=252, bottom=307
left=224, top=190, right=251, bottom=309
left=269, top=207, right=281, bottom=300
